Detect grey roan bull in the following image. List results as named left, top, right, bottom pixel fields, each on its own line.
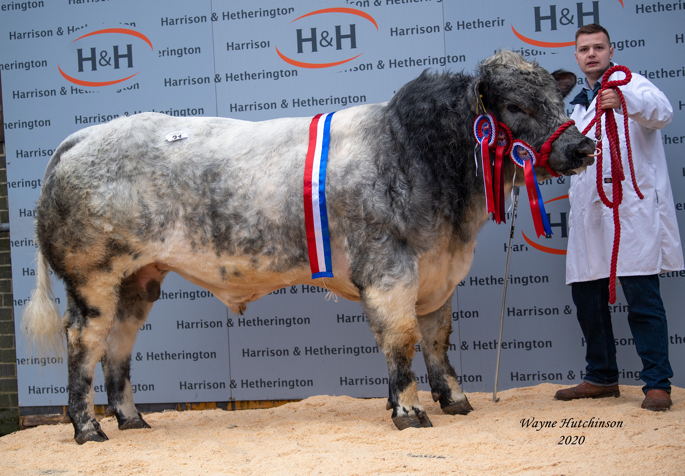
left=24, top=51, right=594, bottom=443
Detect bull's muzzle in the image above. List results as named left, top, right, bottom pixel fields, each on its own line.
left=556, top=137, right=596, bottom=175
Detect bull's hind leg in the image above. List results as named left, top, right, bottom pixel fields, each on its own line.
left=65, top=275, right=121, bottom=444
left=362, top=281, right=432, bottom=430
left=102, top=271, right=161, bottom=431
left=417, top=297, right=473, bottom=415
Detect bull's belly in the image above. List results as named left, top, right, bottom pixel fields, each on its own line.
left=148, top=230, right=361, bottom=313
left=171, top=265, right=362, bottom=314
left=140, top=227, right=473, bottom=317
left=169, top=253, right=472, bottom=318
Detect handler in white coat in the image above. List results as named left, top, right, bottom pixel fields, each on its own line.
left=555, top=24, right=683, bottom=411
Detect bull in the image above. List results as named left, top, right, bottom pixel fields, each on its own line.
left=23, top=51, right=594, bottom=444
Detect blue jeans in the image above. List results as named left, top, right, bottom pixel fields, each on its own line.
left=571, top=275, right=673, bottom=393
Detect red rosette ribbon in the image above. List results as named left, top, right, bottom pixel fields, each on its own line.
left=493, top=122, right=513, bottom=223
left=473, top=114, right=497, bottom=216
left=510, top=140, right=552, bottom=238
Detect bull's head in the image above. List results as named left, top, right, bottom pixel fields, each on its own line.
left=474, top=51, right=595, bottom=177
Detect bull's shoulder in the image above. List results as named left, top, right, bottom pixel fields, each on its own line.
left=330, top=102, right=386, bottom=136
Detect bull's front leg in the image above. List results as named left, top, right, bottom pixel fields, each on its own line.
left=362, top=280, right=432, bottom=430
left=417, top=295, right=473, bottom=415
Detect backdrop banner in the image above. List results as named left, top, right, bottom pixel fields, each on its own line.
left=1, top=0, right=683, bottom=406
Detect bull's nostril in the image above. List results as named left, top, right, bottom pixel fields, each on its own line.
left=575, top=144, right=596, bottom=160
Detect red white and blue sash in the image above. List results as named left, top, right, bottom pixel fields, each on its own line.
left=303, top=112, right=335, bottom=278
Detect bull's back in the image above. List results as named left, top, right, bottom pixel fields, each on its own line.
left=49, top=112, right=309, bottom=187
left=42, top=112, right=307, bottom=227
left=37, top=112, right=360, bottom=282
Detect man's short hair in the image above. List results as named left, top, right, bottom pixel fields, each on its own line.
left=575, top=24, right=611, bottom=44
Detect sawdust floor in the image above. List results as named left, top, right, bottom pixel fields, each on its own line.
left=1, top=383, right=684, bottom=475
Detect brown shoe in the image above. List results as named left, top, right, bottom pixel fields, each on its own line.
left=641, top=389, right=672, bottom=411
left=554, top=381, right=620, bottom=401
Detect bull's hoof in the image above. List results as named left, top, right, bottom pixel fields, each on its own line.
left=118, top=413, right=151, bottom=430
left=392, top=409, right=433, bottom=430
left=441, top=396, right=473, bottom=415
left=75, top=428, right=109, bottom=444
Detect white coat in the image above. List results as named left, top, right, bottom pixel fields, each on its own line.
left=566, top=68, right=684, bottom=284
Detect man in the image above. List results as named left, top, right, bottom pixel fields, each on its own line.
left=557, top=24, right=683, bottom=411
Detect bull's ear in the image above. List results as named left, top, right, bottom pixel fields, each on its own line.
left=552, top=69, right=577, bottom=98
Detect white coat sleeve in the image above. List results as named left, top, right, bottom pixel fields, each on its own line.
left=620, top=74, right=673, bottom=130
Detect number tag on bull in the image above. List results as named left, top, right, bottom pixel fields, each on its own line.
left=165, top=131, right=188, bottom=142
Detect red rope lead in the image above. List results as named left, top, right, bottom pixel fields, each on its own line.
left=580, top=65, right=642, bottom=303
left=537, top=120, right=576, bottom=177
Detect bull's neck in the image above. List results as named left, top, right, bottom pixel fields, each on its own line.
left=381, top=74, right=486, bottom=239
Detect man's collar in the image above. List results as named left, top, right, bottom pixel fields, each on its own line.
left=570, top=80, right=600, bottom=108
left=570, top=88, right=590, bottom=108
left=571, top=62, right=614, bottom=108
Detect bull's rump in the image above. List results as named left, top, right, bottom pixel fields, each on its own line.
left=37, top=110, right=377, bottom=305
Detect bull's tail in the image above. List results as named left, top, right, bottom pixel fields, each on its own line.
left=21, top=128, right=90, bottom=354
left=22, top=248, right=65, bottom=355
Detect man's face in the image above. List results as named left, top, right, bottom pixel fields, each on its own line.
left=575, top=32, right=614, bottom=79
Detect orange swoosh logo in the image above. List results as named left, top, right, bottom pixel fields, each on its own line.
left=511, top=26, right=575, bottom=48
left=292, top=8, right=379, bottom=29
left=522, top=231, right=567, bottom=255
left=58, top=66, right=139, bottom=87
left=275, top=48, right=361, bottom=69
left=544, top=194, right=568, bottom=204
left=521, top=194, right=569, bottom=255
left=74, top=28, right=154, bottom=49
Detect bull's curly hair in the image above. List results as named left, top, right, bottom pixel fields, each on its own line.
left=480, top=50, right=537, bottom=72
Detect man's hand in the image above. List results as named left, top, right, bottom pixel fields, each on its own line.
left=597, top=89, right=620, bottom=110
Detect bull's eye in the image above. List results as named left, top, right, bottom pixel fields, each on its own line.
left=506, top=104, right=523, bottom=114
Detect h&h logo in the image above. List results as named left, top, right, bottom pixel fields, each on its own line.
left=275, top=8, right=378, bottom=69
left=533, top=1, right=600, bottom=32
left=521, top=194, right=569, bottom=255
left=58, top=27, right=153, bottom=87
left=296, top=23, right=357, bottom=54
left=511, top=1, right=623, bottom=48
